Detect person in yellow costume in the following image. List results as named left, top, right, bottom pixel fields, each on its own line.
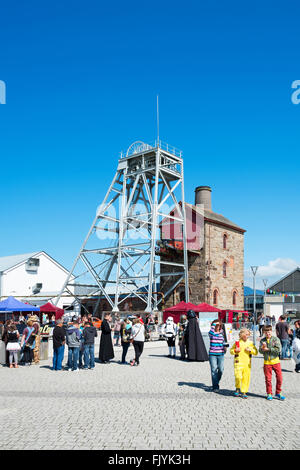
left=230, top=328, right=258, bottom=399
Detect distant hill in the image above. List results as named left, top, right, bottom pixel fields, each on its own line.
left=244, top=286, right=264, bottom=295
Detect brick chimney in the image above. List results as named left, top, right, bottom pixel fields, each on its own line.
left=195, top=186, right=212, bottom=211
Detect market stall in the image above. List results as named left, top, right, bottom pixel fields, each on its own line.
left=163, top=301, right=222, bottom=353
left=39, top=302, right=64, bottom=321
left=0, top=296, right=40, bottom=364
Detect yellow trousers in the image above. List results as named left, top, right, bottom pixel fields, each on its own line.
left=234, top=362, right=251, bottom=393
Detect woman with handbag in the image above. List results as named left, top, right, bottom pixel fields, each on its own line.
left=20, top=320, right=36, bottom=366
left=130, top=318, right=145, bottom=367
left=2, top=320, right=12, bottom=366
left=6, top=323, right=21, bottom=368
left=120, top=318, right=132, bottom=364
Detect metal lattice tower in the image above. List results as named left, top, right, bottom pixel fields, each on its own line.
left=56, top=140, right=189, bottom=313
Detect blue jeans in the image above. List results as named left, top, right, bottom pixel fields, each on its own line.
left=53, top=345, right=65, bottom=370
left=287, top=343, right=293, bottom=358
left=79, top=347, right=84, bottom=368
left=209, top=354, right=224, bottom=389
left=114, top=331, right=120, bottom=346
left=280, top=339, right=289, bottom=359
left=84, top=344, right=95, bottom=369
left=68, top=347, right=80, bottom=370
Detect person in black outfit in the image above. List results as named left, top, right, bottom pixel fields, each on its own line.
left=184, top=310, right=209, bottom=362
left=120, top=319, right=132, bottom=364
left=178, top=315, right=188, bottom=360
left=6, top=323, right=21, bottom=368
left=52, top=318, right=66, bottom=371
left=99, top=313, right=114, bottom=363
left=2, top=320, right=12, bottom=366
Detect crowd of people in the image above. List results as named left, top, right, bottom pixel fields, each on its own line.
left=0, top=312, right=149, bottom=370
left=1, top=310, right=299, bottom=400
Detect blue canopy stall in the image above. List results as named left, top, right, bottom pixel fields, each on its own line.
left=0, top=297, right=40, bottom=364
left=0, top=296, right=40, bottom=312
left=0, top=296, right=40, bottom=322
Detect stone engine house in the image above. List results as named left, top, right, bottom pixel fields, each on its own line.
left=159, top=186, right=246, bottom=310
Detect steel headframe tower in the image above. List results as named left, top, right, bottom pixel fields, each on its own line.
left=56, top=140, right=189, bottom=313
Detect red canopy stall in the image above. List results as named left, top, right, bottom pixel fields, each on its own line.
left=163, top=301, right=201, bottom=323
left=39, top=302, right=65, bottom=320
left=163, top=301, right=221, bottom=323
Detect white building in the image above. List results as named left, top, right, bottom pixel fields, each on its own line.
left=0, top=251, right=76, bottom=311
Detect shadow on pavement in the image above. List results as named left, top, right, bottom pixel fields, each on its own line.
left=178, top=381, right=212, bottom=392
left=148, top=354, right=190, bottom=361
left=177, top=381, right=267, bottom=399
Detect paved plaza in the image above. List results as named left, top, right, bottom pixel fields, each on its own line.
left=0, top=339, right=299, bottom=451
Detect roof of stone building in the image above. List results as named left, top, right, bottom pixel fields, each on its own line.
left=185, top=203, right=246, bottom=234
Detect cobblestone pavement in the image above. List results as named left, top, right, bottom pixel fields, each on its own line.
left=0, top=339, right=299, bottom=450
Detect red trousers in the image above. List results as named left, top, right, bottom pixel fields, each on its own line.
left=263, top=363, right=283, bottom=395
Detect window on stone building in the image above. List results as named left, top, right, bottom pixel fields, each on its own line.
left=233, top=291, right=237, bottom=306
left=223, top=261, right=227, bottom=278
left=213, top=289, right=218, bottom=306
left=223, top=234, right=228, bottom=249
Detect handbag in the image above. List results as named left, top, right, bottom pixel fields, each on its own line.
left=25, top=327, right=36, bottom=349
left=122, top=329, right=130, bottom=343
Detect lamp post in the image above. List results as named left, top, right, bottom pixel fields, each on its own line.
left=251, top=266, right=259, bottom=346
left=262, top=278, right=268, bottom=318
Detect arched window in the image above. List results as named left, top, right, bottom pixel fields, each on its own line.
left=223, top=234, right=228, bottom=249
left=213, top=289, right=218, bottom=306
left=233, top=291, right=237, bottom=306
left=223, top=261, right=227, bottom=278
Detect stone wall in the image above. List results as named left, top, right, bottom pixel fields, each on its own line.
left=204, top=222, right=244, bottom=310
left=161, top=221, right=244, bottom=311
left=161, top=249, right=207, bottom=308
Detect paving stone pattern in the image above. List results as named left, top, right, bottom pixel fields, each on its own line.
left=0, top=339, right=299, bottom=450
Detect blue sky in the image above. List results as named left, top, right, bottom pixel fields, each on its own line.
left=0, top=0, right=299, bottom=288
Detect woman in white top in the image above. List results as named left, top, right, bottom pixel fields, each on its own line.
left=130, top=318, right=145, bottom=366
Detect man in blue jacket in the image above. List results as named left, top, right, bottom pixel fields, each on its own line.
left=83, top=321, right=98, bottom=370
left=66, top=319, right=82, bottom=371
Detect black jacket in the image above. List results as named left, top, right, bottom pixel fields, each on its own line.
left=53, top=326, right=66, bottom=349
left=83, top=325, right=98, bottom=345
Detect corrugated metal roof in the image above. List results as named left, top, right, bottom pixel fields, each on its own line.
left=268, top=268, right=300, bottom=293
left=0, top=252, right=40, bottom=273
